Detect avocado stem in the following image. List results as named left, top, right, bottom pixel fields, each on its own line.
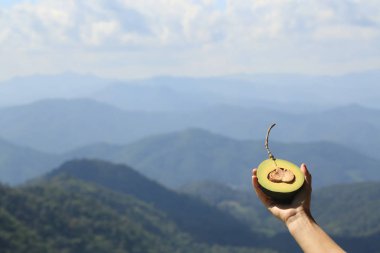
left=265, top=123, right=277, bottom=166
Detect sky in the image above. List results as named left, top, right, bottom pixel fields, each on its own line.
left=1, top=0, right=380, bottom=80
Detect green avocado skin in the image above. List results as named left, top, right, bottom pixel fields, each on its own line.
left=259, top=183, right=304, bottom=204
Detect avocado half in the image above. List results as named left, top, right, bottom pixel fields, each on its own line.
left=257, top=158, right=305, bottom=204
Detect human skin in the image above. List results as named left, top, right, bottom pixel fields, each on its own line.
left=252, top=164, right=346, bottom=253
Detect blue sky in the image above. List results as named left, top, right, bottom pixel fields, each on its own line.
left=0, top=0, right=36, bottom=7
left=1, top=0, right=21, bottom=6
left=1, top=0, right=380, bottom=80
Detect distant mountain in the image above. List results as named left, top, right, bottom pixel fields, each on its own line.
left=1, top=124, right=378, bottom=189
left=275, top=104, right=380, bottom=159
left=91, top=82, right=214, bottom=111
left=224, top=70, right=380, bottom=109
left=66, top=129, right=380, bottom=189
left=88, top=71, right=380, bottom=112
left=160, top=104, right=380, bottom=159
left=2, top=70, right=380, bottom=112
left=0, top=72, right=111, bottom=108
left=0, top=137, right=60, bottom=184
left=1, top=98, right=379, bottom=160
left=0, top=99, right=176, bottom=153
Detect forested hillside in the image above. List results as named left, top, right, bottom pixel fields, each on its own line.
left=1, top=158, right=380, bottom=252
left=44, top=159, right=259, bottom=246
left=182, top=180, right=380, bottom=244
left=0, top=159, right=276, bottom=253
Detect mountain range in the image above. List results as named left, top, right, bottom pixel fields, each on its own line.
left=1, top=71, right=380, bottom=111
left=0, top=128, right=379, bottom=190
left=0, top=72, right=111, bottom=108
left=0, top=99, right=172, bottom=153
left=0, top=98, right=379, bottom=160
left=64, top=128, right=380, bottom=189
left=0, top=71, right=379, bottom=252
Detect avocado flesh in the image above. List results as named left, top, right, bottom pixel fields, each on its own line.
left=257, top=159, right=305, bottom=203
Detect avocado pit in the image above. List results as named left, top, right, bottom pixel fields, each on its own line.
left=268, top=167, right=295, bottom=184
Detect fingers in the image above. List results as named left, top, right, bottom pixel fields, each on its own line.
left=252, top=168, right=272, bottom=207
left=300, top=163, right=312, bottom=192
left=300, top=163, right=311, bottom=183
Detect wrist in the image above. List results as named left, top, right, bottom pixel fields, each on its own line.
left=286, top=210, right=315, bottom=234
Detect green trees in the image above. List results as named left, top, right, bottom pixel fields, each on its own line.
left=4, top=158, right=380, bottom=253
left=0, top=160, right=275, bottom=253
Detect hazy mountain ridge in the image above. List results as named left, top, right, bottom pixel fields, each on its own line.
left=0, top=127, right=379, bottom=189
left=0, top=72, right=112, bottom=108
left=0, top=70, right=380, bottom=110
left=0, top=98, right=379, bottom=160
left=91, top=82, right=215, bottom=111
left=0, top=137, right=60, bottom=184
left=1, top=71, right=380, bottom=112
left=0, top=98, right=175, bottom=153
left=66, top=128, right=380, bottom=189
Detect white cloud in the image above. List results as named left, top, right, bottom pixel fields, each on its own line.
left=80, top=20, right=120, bottom=46
left=1, top=0, right=380, bottom=80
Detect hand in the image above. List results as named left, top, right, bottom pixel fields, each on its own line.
left=251, top=164, right=313, bottom=227
left=253, top=164, right=346, bottom=252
